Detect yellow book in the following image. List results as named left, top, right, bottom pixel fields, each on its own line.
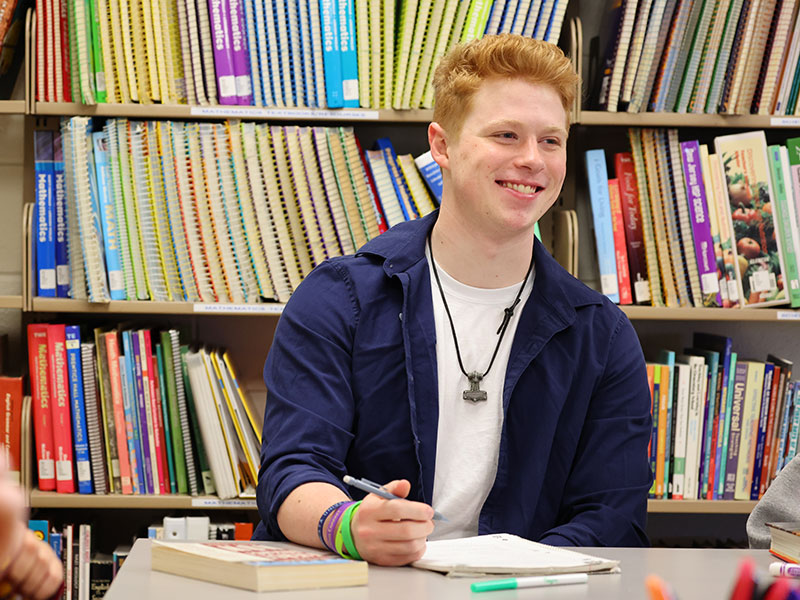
left=397, top=153, right=437, bottom=217
left=399, top=0, right=432, bottom=109
left=326, top=128, right=369, bottom=249
left=222, top=350, right=261, bottom=443
left=381, top=0, right=395, bottom=108
left=297, top=126, right=341, bottom=259
left=369, top=0, right=381, bottom=107
left=421, top=0, right=460, bottom=107
left=340, top=128, right=381, bottom=240
left=410, top=0, right=450, bottom=108
left=160, top=0, right=184, bottom=103
left=391, top=0, right=418, bottom=109
left=355, top=0, right=370, bottom=106
left=271, top=126, right=314, bottom=277
left=698, top=144, right=730, bottom=307
left=106, top=0, right=131, bottom=102
left=460, top=0, right=493, bottom=42
left=283, top=125, right=327, bottom=267
left=228, top=122, right=276, bottom=300
left=734, top=361, right=765, bottom=500
left=129, top=0, right=150, bottom=102
left=656, top=364, right=670, bottom=498
left=312, top=126, right=357, bottom=255
left=140, top=0, right=161, bottom=101
left=94, top=0, right=116, bottom=102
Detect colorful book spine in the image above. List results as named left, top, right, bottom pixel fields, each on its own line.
left=120, top=332, right=144, bottom=494
left=615, top=152, right=649, bottom=304
left=585, top=149, right=620, bottom=303
left=46, top=324, right=76, bottom=493
left=724, top=361, right=747, bottom=500
left=130, top=331, right=154, bottom=494
left=681, top=140, right=722, bottom=306
left=53, top=132, right=70, bottom=298
left=27, top=324, right=56, bottom=491
left=208, top=0, right=237, bottom=104
left=92, top=131, right=126, bottom=300
left=104, top=331, right=133, bottom=494
left=414, top=150, right=443, bottom=203
left=34, top=130, right=56, bottom=298
left=141, top=330, right=167, bottom=494
left=319, top=0, right=344, bottom=107
left=65, top=325, right=92, bottom=494
left=338, top=0, right=359, bottom=107
left=608, top=178, right=632, bottom=304
left=155, top=345, right=178, bottom=494
left=767, top=144, right=800, bottom=307
left=228, top=0, right=253, bottom=104
left=750, top=363, right=774, bottom=500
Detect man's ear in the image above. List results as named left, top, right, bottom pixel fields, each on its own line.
left=428, top=122, right=450, bottom=170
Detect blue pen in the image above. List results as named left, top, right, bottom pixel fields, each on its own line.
left=343, top=475, right=448, bottom=521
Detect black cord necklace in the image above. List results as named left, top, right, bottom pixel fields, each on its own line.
left=427, top=233, right=535, bottom=403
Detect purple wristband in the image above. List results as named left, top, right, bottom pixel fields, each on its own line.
left=323, top=502, right=354, bottom=552
left=317, top=501, right=351, bottom=550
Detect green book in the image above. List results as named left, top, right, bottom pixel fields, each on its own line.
left=767, top=145, right=800, bottom=307
left=88, top=0, right=107, bottom=102
left=160, top=331, right=188, bottom=494
left=460, top=0, right=494, bottom=43
left=155, top=343, right=178, bottom=493
left=181, top=345, right=216, bottom=496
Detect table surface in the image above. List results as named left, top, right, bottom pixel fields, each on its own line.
left=106, top=539, right=780, bottom=600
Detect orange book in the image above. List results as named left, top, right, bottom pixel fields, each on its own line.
left=0, top=376, right=24, bottom=482
left=655, top=364, right=670, bottom=499
left=46, top=324, right=75, bottom=493
left=105, top=331, right=133, bottom=494
left=234, top=522, right=253, bottom=540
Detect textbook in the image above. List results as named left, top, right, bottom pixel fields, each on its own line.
left=766, top=522, right=800, bottom=563
left=411, top=533, right=619, bottom=576
left=150, top=540, right=368, bottom=591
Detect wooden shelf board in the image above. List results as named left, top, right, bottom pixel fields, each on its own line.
left=31, top=297, right=285, bottom=315
left=30, top=490, right=257, bottom=510
left=621, top=305, right=800, bottom=321
left=0, top=295, right=23, bottom=309
left=578, top=111, right=796, bottom=128
left=0, top=100, right=25, bottom=114
left=647, top=499, right=756, bottom=514
left=33, top=102, right=434, bottom=123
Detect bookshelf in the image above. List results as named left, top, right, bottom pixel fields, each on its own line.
left=30, top=490, right=257, bottom=510
left=18, top=1, right=800, bottom=555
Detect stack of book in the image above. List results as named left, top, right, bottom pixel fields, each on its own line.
left=586, top=129, right=800, bottom=309
left=646, top=334, right=799, bottom=501
left=27, top=323, right=262, bottom=499
left=33, top=119, right=438, bottom=303
left=588, top=0, right=800, bottom=115
left=33, top=0, right=572, bottom=109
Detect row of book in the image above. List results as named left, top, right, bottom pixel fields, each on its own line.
left=29, top=521, right=119, bottom=600
left=33, top=118, right=439, bottom=303
left=33, top=0, right=570, bottom=109
left=588, top=0, right=800, bottom=115
left=586, top=129, right=800, bottom=309
left=646, top=333, right=799, bottom=501
left=27, top=323, right=262, bottom=500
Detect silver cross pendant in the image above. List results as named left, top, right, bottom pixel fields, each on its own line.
left=463, top=371, right=488, bottom=402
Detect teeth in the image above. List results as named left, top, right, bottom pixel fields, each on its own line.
left=502, top=182, right=539, bottom=194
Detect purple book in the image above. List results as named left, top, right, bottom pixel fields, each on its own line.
left=208, top=0, right=237, bottom=105
left=228, top=0, right=253, bottom=105
left=131, top=331, right=154, bottom=494
left=749, top=364, right=774, bottom=499
left=723, top=361, right=749, bottom=500
left=681, top=140, right=722, bottom=306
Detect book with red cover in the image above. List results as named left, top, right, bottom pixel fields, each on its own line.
left=46, top=324, right=75, bottom=493
left=140, top=330, right=166, bottom=494
left=614, top=152, right=649, bottom=304
left=0, top=375, right=23, bottom=482
left=104, top=331, right=133, bottom=494
left=608, top=178, right=632, bottom=304
left=27, top=324, right=55, bottom=490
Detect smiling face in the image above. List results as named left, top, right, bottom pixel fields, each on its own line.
left=430, top=77, right=568, bottom=244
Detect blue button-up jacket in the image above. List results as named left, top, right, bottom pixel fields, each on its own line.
left=255, top=211, right=653, bottom=546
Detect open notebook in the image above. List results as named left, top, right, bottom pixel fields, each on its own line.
left=412, top=534, right=619, bottom=577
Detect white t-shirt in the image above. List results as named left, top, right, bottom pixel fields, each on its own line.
left=426, top=248, right=534, bottom=540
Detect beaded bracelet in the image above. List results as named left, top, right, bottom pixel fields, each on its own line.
left=317, top=501, right=351, bottom=552
left=336, top=501, right=362, bottom=560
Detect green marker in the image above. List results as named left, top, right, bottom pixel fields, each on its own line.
left=470, top=572, right=589, bottom=593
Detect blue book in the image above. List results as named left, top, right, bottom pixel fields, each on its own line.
left=65, top=325, right=93, bottom=494
left=750, top=363, right=775, bottom=499
left=52, top=132, right=69, bottom=297
left=49, top=531, right=62, bottom=558
left=319, top=0, right=343, bottom=107
left=584, top=149, right=620, bottom=303
left=129, top=331, right=154, bottom=494
left=92, top=131, right=125, bottom=300
left=776, top=382, right=797, bottom=473
left=685, top=348, right=719, bottom=499
left=121, top=331, right=146, bottom=493
left=119, top=351, right=143, bottom=495
left=787, top=381, right=800, bottom=463
left=338, top=0, right=358, bottom=107
left=34, top=130, right=56, bottom=297
left=28, top=520, right=49, bottom=541
left=375, top=138, right=417, bottom=219
left=156, top=344, right=178, bottom=494
left=414, top=151, right=442, bottom=204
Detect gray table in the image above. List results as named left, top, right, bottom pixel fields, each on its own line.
left=106, top=539, right=778, bottom=599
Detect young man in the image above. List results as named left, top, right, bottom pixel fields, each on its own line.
left=255, top=34, right=653, bottom=566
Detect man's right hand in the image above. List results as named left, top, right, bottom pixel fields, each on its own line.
left=349, top=479, right=436, bottom=566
